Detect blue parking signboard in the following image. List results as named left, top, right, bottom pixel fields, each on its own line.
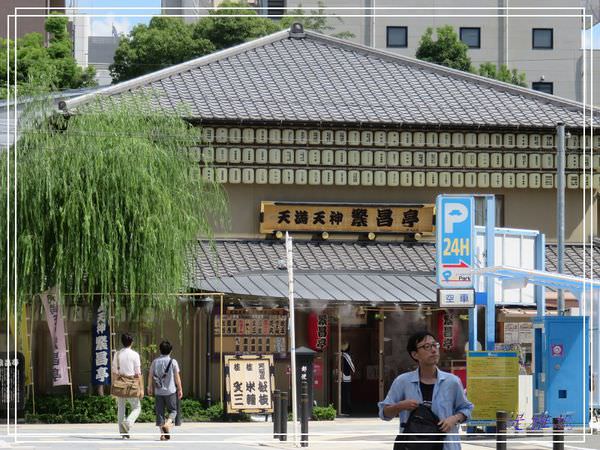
left=436, top=195, right=475, bottom=288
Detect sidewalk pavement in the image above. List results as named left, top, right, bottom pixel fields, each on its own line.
left=1, top=418, right=597, bottom=449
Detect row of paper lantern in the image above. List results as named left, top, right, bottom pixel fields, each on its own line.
left=191, top=147, right=597, bottom=170
left=199, top=127, right=597, bottom=150
left=191, top=167, right=596, bottom=189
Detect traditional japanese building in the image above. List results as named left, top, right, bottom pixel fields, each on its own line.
left=52, top=23, right=600, bottom=415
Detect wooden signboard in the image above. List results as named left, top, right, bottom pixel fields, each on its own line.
left=260, top=201, right=435, bottom=234
left=225, top=355, right=274, bottom=413
left=214, top=308, right=288, bottom=356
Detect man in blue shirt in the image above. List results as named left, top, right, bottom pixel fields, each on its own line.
left=378, top=331, right=473, bottom=449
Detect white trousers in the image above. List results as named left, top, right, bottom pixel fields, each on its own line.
left=117, top=397, right=141, bottom=433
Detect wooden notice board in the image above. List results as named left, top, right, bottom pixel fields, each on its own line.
left=225, top=355, right=275, bottom=414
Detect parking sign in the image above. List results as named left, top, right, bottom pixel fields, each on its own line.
left=436, top=195, right=475, bottom=288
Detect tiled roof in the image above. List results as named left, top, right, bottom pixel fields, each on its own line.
left=191, top=239, right=600, bottom=282
left=63, top=29, right=596, bottom=130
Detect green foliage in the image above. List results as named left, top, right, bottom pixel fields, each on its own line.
left=0, top=96, right=228, bottom=313
left=110, top=2, right=353, bottom=83
left=478, top=62, right=527, bottom=87
left=25, top=395, right=249, bottom=423
left=312, top=404, right=336, bottom=421
left=415, top=25, right=473, bottom=72
left=0, top=13, right=96, bottom=98
left=110, top=17, right=215, bottom=83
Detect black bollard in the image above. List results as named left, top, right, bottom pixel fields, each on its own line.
left=496, top=411, right=508, bottom=450
left=273, top=389, right=281, bottom=440
left=280, top=391, right=288, bottom=442
left=553, top=417, right=564, bottom=450
left=301, top=381, right=309, bottom=447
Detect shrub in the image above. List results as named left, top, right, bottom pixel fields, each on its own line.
left=312, top=404, right=336, bottom=421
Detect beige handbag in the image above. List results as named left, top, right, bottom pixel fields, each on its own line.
left=111, top=350, right=141, bottom=398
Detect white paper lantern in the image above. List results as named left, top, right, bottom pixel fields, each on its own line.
left=335, top=130, right=347, bottom=145
left=477, top=133, right=490, bottom=148
left=387, top=171, right=400, bottom=186
left=426, top=132, right=438, bottom=147
left=282, top=169, right=294, bottom=184
left=439, top=152, right=451, bottom=167
left=491, top=173, right=503, bottom=188
left=503, top=153, right=515, bottom=168
left=189, top=166, right=201, bottom=181
left=465, top=153, right=477, bottom=168
left=256, top=128, right=268, bottom=144
left=477, top=173, right=490, bottom=188
left=202, top=147, right=215, bottom=163
left=451, top=172, right=464, bottom=187
left=580, top=154, right=591, bottom=169
left=335, top=150, right=347, bottom=165
left=516, top=134, right=528, bottom=149
left=295, top=169, right=307, bottom=185
left=242, top=148, right=254, bottom=164
left=581, top=174, right=591, bottom=189
left=256, top=168, right=268, bottom=184
left=490, top=133, right=503, bottom=148
left=528, top=153, right=541, bottom=168
left=269, top=148, right=281, bottom=164
left=296, top=149, right=307, bottom=165
left=413, top=132, right=425, bottom=147
left=452, top=152, right=464, bottom=168
left=387, top=131, right=400, bottom=147
left=451, top=132, right=464, bottom=148
left=400, top=131, right=412, bottom=147
left=322, top=130, right=334, bottom=145
left=268, top=129, right=281, bottom=144
left=477, top=152, right=490, bottom=168
left=413, top=171, right=426, bottom=187
left=361, top=131, right=374, bottom=146
left=400, top=151, right=412, bottom=167
left=348, top=150, right=361, bottom=166
left=387, top=151, right=400, bottom=166
left=567, top=174, right=579, bottom=189
left=567, top=134, right=580, bottom=150
left=400, top=171, right=412, bottom=187
left=529, top=134, right=541, bottom=149
left=465, top=172, right=477, bottom=188
left=528, top=173, right=540, bottom=188
left=542, top=134, right=554, bottom=149
left=256, top=148, right=268, bottom=164
left=541, top=154, right=554, bottom=169
left=242, top=128, right=254, bottom=144
left=503, top=173, right=515, bottom=188
left=282, top=149, right=294, bottom=164
left=229, top=128, right=241, bottom=144
left=322, top=150, right=334, bottom=165
left=542, top=173, right=554, bottom=188
left=374, top=170, right=387, bottom=186
left=335, top=170, right=347, bottom=185
left=516, top=173, right=528, bottom=188
left=361, top=150, right=374, bottom=166
left=202, top=127, right=215, bottom=143
left=348, top=170, right=361, bottom=186
left=322, top=170, right=334, bottom=185
left=242, top=168, right=255, bottom=184
left=426, top=152, right=438, bottom=167
left=503, top=134, right=515, bottom=148
left=439, top=132, right=451, bottom=148
left=426, top=171, right=438, bottom=187
left=439, top=172, right=451, bottom=187
left=228, top=168, right=241, bottom=184
left=309, top=129, right=321, bottom=145
left=516, top=153, right=528, bottom=169
left=465, top=133, right=477, bottom=148
left=361, top=170, right=373, bottom=186
left=490, top=153, right=502, bottom=169
left=295, top=129, right=308, bottom=145
left=214, top=147, right=227, bottom=163
left=348, top=130, right=360, bottom=146
left=216, top=128, right=228, bottom=143
left=268, top=169, right=281, bottom=184
left=308, top=149, right=321, bottom=165
left=282, top=129, right=295, bottom=145
left=202, top=167, right=214, bottom=182
left=413, top=152, right=426, bottom=167
left=566, top=154, right=579, bottom=169
left=374, top=151, right=387, bottom=167
left=374, top=131, right=387, bottom=147
left=229, top=148, right=241, bottom=163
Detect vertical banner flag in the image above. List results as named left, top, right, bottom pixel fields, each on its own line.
left=40, top=288, right=70, bottom=386
left=92, top=303, right=111, bottom=385
left=8, top=307, right=32, bottom=385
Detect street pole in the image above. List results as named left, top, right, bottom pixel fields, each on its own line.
left=285, top=232, right=299, bottom=446
left=556, top=123, right=565, bottom=315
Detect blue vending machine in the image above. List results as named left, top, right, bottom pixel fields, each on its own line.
left=533, top=316, right=589, bottom=425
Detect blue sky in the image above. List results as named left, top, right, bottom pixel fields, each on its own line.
left=74, top=0, right=161, bottom=36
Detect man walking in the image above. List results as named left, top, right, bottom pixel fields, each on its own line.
left=148, top=340, right=183, bottom=440
left=112, top=333, right=143, bottom=439
left=378, top=331, right=473, bottom=450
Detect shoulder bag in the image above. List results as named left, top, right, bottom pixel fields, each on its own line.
left=395, top=404, right=445, bottom=450
left=111, top=350, right=141, bottom=398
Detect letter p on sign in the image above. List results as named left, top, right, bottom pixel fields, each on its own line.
left=444, top=203, right=469, bottom=233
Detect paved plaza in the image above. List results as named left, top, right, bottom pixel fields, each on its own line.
left=1, top=418, right=599, bottom=449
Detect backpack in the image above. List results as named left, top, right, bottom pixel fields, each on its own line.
left=396, top=404, right=445, bottom=450
left=152, top=358, right=173, bottom=390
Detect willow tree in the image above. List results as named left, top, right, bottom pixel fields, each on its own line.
left=1, top=96, right=227, bottom=316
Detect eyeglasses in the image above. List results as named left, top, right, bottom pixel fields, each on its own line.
left=416, top=342, right=440, bottom=351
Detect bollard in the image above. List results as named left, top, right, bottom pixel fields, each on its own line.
left=273, top=390, right=281, bottom=440
left=552, top=417, right=564, bottom=450
left=301, top=381, right=309, bottom=447
left=280, top=391, right=288, bottom=442
left=496, top=411, right=508, bottom=450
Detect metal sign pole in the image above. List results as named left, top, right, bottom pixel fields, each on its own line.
left=285, top=232, right=299, bottom=446
left=485, top=195, right=496, bottom=350
left=556, top=123, right=566, bottom=315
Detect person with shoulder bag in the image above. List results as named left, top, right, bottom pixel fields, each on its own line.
left=147, top=340, right=183, bottom=441
left=378, top=331, right=474, bottom=450
left=111, top=333, right=144, bottom=439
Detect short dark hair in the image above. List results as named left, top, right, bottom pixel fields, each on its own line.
left=159, top=340, right=172, bottom=355
left=406, top=331, right=438, bottom=361
left=121, top=333, right=133, bottom=347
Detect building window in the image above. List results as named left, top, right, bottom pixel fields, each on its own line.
left=532, top=82, right=554, bottom=95
left=532, top=28, right=553, bottom=49
left=260, top=0, right=285, bottom=17
left=475, top=195, right=504, bottom=227
left=460, top=27, right=481, bottom=49
left=386, top=26, right=407, bottom=48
